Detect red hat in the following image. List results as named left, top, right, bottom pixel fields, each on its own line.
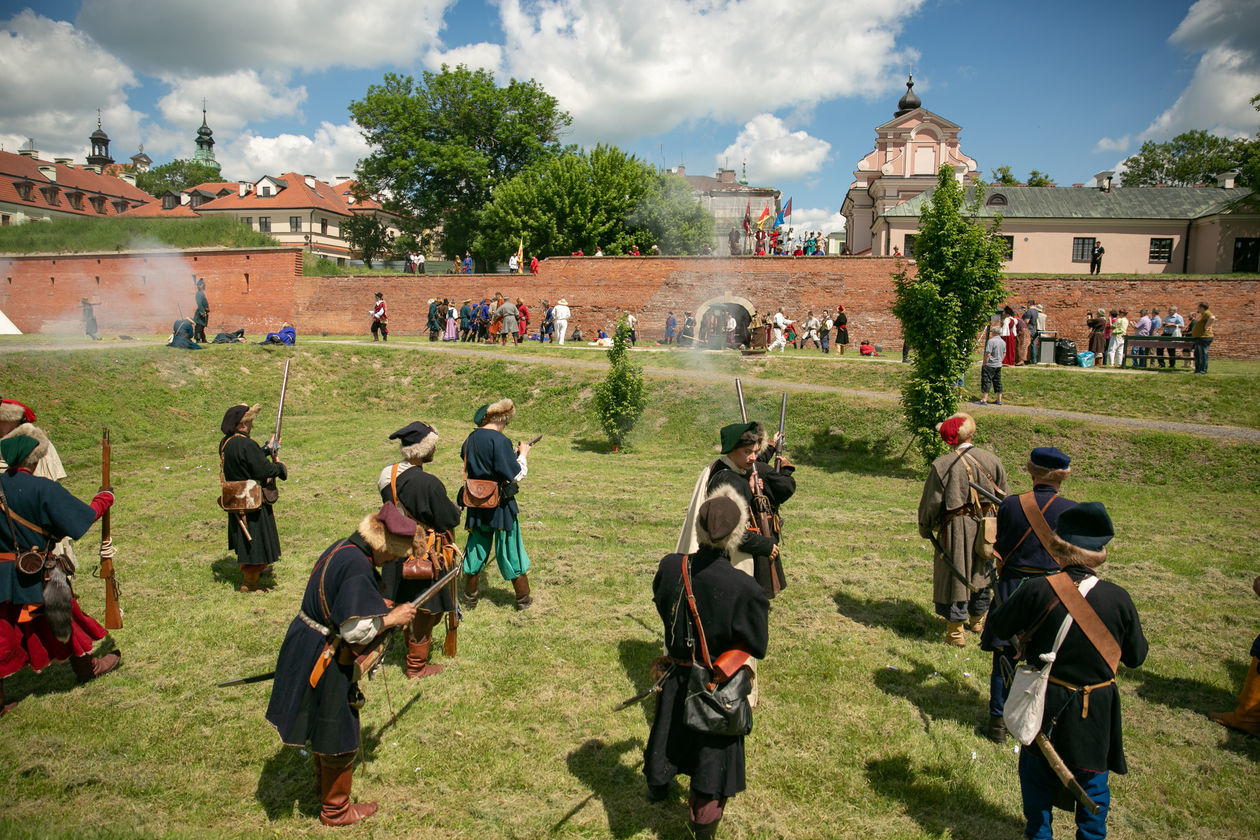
left=0, top=399, right=35, bottom=423
left=938, top=416, right=967, bottom=446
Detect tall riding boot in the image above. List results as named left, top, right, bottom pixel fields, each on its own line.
left=317, top=752, right=378, bottom=827
left=687, top=819, right=721, bottom=839
left=405, top=613, right=444, bottom=678
left=240, top=564, right=268, bottom=593
left=511, top=573, right=533, bottom=611
left=461, top=573, right=480, bottom=610
left=70, top=650, right=121, bottom=683
left=1209, top=657, right=1260, bottom=735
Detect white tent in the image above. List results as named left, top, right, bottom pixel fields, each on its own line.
left=0, top=309, right=20, bottom=335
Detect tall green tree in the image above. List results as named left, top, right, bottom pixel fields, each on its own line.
left=474, top=145, right=712, bottom=260
left=593, top=316, right=646, bottom=451
left=1025, top=169, right=1053, bottom=187
left=340, top=215, right=394, bottom=268
left=1121, top=129, right=1252, bottom=187
left=892, top=167, right=1008, bottom=464
left=134, top=159, right=225, bottom=196
left=348, top=65, right=571, bottom=269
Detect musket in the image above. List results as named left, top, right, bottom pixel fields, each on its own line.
left=735, top=378, right=748, bottom=423
left=775, top=392, right=786, bottom=469
left=969, top=480, right=1005, bottom=507
left=613, top=665, right=673, bottom=711
left=269, top=359, right=291, bottom=461
left=1034, top=733, right=1101, bottom=815
left=527, top=433, right=543, bottom=447
left=217, top=564, right=461, bottom=688
left=99, top=427, right=122, bottom=629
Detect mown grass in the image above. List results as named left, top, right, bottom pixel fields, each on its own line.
left=0, top=344, right=1256, bottom=839
left=0, top=216, right=279, bottom=254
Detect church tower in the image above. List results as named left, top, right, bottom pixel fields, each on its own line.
left=86, top=112, right=114, bottom=168
left=192, top=104, right=221, bottom=173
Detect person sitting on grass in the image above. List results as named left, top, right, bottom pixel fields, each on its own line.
left=859, top=340, right=879, bottom=357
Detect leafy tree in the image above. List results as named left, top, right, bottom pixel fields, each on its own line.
left=990, top=166, right=1019, bottom=186
left=135, top=159, right=225, bottom=196
left=1120, top=129, right=1251, bottom=186
left=341, top=214, right=394, bottom=268
left=1026, top=169, right=1053, bottom=187
left=593, top=317, right=647, bottom=451
left=892, top=167, right=1008, bottom=464
left=474, top=145, right=713, bottom=260
left=349, top=65, right=571, bottom=270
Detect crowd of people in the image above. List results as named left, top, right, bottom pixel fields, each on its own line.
left=1085, top=301, right=1216, bottom=373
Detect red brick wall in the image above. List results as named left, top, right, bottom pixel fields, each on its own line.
left=2, top=250, right=1254, bottom=357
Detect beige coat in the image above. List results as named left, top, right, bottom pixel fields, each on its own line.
left=917, top=444, right=1008, bottom=604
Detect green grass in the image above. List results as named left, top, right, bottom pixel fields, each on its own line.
left=0, top=344, right=1257, bottom=839
left=0, top=216, right=279, bottom=254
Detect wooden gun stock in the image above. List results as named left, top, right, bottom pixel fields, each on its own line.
left=100, top=427, right=122, bottom=630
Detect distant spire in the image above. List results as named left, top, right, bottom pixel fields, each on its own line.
left=895, top=73, right=921, bottom=117
left=87, top=111, right=113, bottom=166
left=192, top=100, right=221, bottom=172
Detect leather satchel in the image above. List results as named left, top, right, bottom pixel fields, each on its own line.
left=402, top=528, right=457, bottom=581
left=462, top=438, right=502, bottom=509
left=218, top=479, right=263, bottom=512
left=680, top=555, right=754, bottom=737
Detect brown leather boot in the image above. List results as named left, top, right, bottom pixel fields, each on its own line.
left=317, top=752, right=378, bottom=827
left=405, top=614, right=444, bottom=678
left=966, top=613, right=987, bottom=634
left=511, top=573, right=533, bottom=610
left=1208, top=657, right=1260, bottom=735
left=240, top=564, right=269, bottom=592
left=70, top=650, right=121, bottom=683
left=461, top=573, right=480, bottom=610
left=944, top=621, right=966, bottom=647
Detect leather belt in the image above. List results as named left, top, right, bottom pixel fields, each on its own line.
left=1048, top=675, right=1116, bottom=718
left=298, top=610, right=334, bottom=637
left=0, top=553, right=16, bottom=563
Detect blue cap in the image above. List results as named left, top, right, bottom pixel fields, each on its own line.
left=1030, top=447, right=1070, bottom=470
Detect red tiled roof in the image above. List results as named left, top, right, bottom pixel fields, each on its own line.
left=120, top=201, right=199, bottom=218
left=188, top=181, right=239, bottom=197
left=196, top=172, right=349, bottom=215
left=332, top=179, right=385, bottom=211
left=0, top=150, right=154, bottom=218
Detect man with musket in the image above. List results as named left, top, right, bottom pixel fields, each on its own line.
left=459, top=399, right=534, bottom=610
left=264, top=503, right=419, bottom=826
left=981, top=447, right=1077, bottom=744
left=988, top=502, right=1147, bottom=840
left=193, top=277, right=210, bottom=344
left=645, top=485, right=769, bottom=839
left=219, top=404, right=287, bottom=592
left=376, top=422, right=461, bottom=678
left=0, top=434, right=118, bottom=715
left=917, top=413, right=1008, bottom=647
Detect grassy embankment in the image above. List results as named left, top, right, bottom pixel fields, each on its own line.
left=0, top=217, right=279, bottom=253
left=0, top=342, right=1256, bottom=839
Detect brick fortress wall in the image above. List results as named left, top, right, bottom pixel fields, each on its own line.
left=2, top=251, right=1255, bottom=358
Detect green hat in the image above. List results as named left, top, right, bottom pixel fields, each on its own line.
left=1, top=434, right=39, bottom=469
left=719, top=421, right=764, bottom=454
left=473, top=403, right=490, bottom=426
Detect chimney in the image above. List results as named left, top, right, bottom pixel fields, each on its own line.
left=717, top=168, right=735, bottom=184
left=54, top=157, right=73, bottom=165
left=239, top=182, right=249, bottom=197
left=18, top=148, right=40, bottom=159
left=37, top=164, right=57, bottom=182
left=120, top=172, right=136, bottom=186
left=1218, top=170, right=1238, bottom=189
left=1095, top=171, right=1114, bottom=192
left=676, top=164, right=685, bottom=176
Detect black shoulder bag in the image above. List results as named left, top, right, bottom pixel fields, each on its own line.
left=681, top=555, right=754, bottom=737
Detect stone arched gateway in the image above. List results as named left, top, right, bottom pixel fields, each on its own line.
left=696, top=294, right=757, bottom=349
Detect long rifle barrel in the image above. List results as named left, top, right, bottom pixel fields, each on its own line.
left=968, top=480, right=1005, bottom=506
left=736, top=379, right=747, bottom=423
left=271, top=360, right=290, bottom=459
left=776, top=392, right=787, bottom=462
left=100, top=426, right=122, bottom=629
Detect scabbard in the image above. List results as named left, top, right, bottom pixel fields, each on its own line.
left=308, top=642, right=335, bottom=688
left=1034, top=733, right=1100, bottom=815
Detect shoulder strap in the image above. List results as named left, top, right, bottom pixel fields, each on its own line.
left=961, top=452, right=1001, bottom=495
left=1018, top=491, right=1062, bottom=564
left=1047, top=573, right=1121, bottom=674
left=316, top=539, right=352, bottom=628
left=680, top=555, right=713, bottom=669
left=219, top=433, right=245, bottom=482
left=390, top=463, right=400, bottom=507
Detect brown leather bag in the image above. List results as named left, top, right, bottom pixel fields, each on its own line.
left=462, top=438, right=501, bottom=509
left=219, top=436, right=263, bottom=512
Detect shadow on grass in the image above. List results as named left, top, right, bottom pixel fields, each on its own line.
left=572, top=437, right=614, bottom=454
left=833, top=589, right=939, bottom=641
left=560, top=737, right=673, bottom=839
left=618, top=638, right=665, bottom=727
left=210, top=555, right=276, bottom=591
left=791, top=426, right=919, bottom=480
left=2, top=637, right=122, bottom=707
left=867, top=755, right=1024, bottom=840
left=1127, top=664, right=1260, bottom=761
left=256, top=746, right=319, bottom=821
left=874, top=659, right=988, bottom=733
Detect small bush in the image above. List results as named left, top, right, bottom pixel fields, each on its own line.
left=592, top=317, right=647, bottom=449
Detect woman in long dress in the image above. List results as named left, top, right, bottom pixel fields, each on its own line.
left=443, top=299, right=458, bottom=340
left=1000, top=306, right=1019, bottom=366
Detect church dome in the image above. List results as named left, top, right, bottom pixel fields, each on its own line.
left=90, top=126, right=110, bottom=142
left=895, top=75, right=921, bottom=116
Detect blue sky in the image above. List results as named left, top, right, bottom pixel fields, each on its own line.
left=2, top=0, right=1258, bottom=236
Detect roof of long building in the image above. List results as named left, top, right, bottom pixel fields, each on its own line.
left=882, top=184, right=1252, bottom=220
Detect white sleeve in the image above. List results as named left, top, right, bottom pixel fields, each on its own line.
left=514, top=454, right=528, bottom=482
left=340, top=616, right=384, bottom=645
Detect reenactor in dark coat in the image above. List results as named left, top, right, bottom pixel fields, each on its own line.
left=377, top=422, right=461, bottom=678
left=219, top=404, right=286, bottom=592
left=193, top=278, right=210, bottom=343
left=989, top=502, right=1148, bottom=840
left=265, top=504, right=418, bottom=826
left=645, top=485, right=769, bottom=840
left=981, top=446, right=1076, bottom=743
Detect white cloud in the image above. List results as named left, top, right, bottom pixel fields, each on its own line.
left=497, top=0, right=924, bottom=143
left=1093, top=135, right=1131, bottom=154
left=1134, top=0, right=1260, bottom=143
left=424, top=42, right=505, bottom=76
left=156, top=71, right=308, bottom=134
left=0, top=10, right=144, bottom=160
left=76, top=0, right=457, bottom=75
left=217, top=122, right=372, bottom=182
left=719, top=115, right=831, bottom=183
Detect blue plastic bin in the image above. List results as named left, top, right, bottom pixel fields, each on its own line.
left=1077, top=351, right=1095, bottom=368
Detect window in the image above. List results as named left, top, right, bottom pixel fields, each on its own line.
left=90, top=195, right=107, bottom=214
left=1, top=214, right=10, bottom=226
left=112, top=200, right=129, bottom=213
left=1148, top=238, right=1173, bottom=263
left=320, top=217, right=328, bottom=235
left=14, top=181, right=33, bottom=201
left=903, top=235, right=916, bottom=258
left=986, top=194, right=1007, bottom=207
left=1234, top=238, right=1260, bottom=273
left=258, top=216, right=271, bottom=233
left=243, top=217, right=252, bottom=229
left=66, top=192, right=83, bottom=210
left=162, top=195, right=178, bottom=211
left=39, top=186, right=60, bottom=205
left=994, top=235, right=1014, bottom=260
left=261, top=185, right=272, bottom=197
left=290, top=216, right=301, bottom=233
left=1072, top=237, right=1096, bottom=263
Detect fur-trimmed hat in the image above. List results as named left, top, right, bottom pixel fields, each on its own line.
left=2, top=423, right=50, bottom=469
left=357, top=502, right=417, bottom=559
left=937, top=413, right=975, bottom=446
left=719, top=421, right=765, bottom=454
left=696, top=485, right=749, bottom=554
left=0, top=399, right=35, bottom=424
left=390, top=421, right=438, bottom=463
left=1046, top=502, right=1112, bottom=568
left=221, top=404, right=261, bottom=435
left=474, top=398, right=515, bottom=427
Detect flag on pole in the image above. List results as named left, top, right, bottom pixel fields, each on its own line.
left=772, top=197, right=791, bottom=229
left=516, top=237, right=524, bottom=273
left=743, top=200, right=751, bottom=234
left=756, top=203, right=771, bottom=230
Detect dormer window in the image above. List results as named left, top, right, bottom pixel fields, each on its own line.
left=986, top=194, right=1007, bottom=207
left=162, top=194, right=178, bottom=210
left=112, top=199, right=129, bottom=213
left=261, top=185, right=272, bottom=197
left=14, top=181, right=34, bottom=201
left=66, top=191, right=84, bottom=210
left=40, top=186, right=61, bottom=205
left=90, top=195, right=107, bottom=213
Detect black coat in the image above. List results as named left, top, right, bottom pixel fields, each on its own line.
left=644, top=548, right=769, bottom=798
left=265, top=535, right=389, bottom=755
left=379, top=464, right=461, bottom=612
left=989, top=566, right=1148, bottom=774
left=220, top=433, right=284, bottom=565
left=706, top=457, right=795, bottom=560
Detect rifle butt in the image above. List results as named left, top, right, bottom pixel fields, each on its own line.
left=1034, top=733, right=1100, bottom=815
left=100, top=558, right=123, bottom=630
left=443, top=625, right=457, bottom=658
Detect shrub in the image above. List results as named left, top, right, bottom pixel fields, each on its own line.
left=592, top=317, right=647, bottom=450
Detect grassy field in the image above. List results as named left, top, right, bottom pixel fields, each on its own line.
left=0, top=216, right=279, bottom=254
left=0, top=342, right=1257, bottom=839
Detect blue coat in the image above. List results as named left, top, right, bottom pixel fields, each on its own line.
left=460, top=428, right=519, bottom=531
left=0, top=470, right=97, bottom=606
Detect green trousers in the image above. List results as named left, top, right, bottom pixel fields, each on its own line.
left=462, top=520, right=530, bottom=580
